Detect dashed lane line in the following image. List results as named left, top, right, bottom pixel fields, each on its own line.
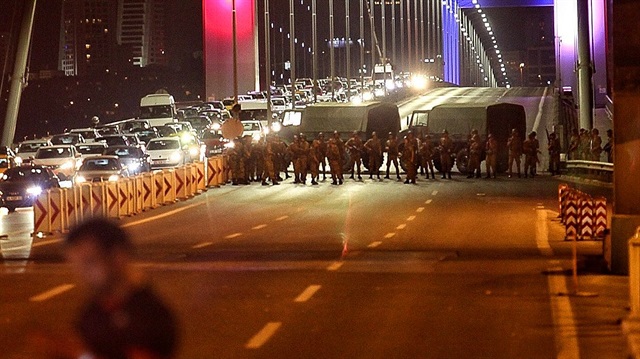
left=294, top=285, right=322, bottom=303
left=431, top=190, right=439, bottom=196
left=396, top=224, right=407, bottom=230
left=252, top=224, right=268, bottom=230
left=416, top=207, right=425, bottom=213
left=275, top=215, right=289, bottom=221
left=368, top=241, right=382, bottom=248
left=122, top=202, right=204, bottom=228
left=425, top=199, right=433, bottom=204
left=245, top=322, right=282, bottom=349
left=326, top=262, right=344, bottom=271
left=192, top=241, right=213, bottom=249
left=407, top=215, right=416, bottom=221
left=224, top=233, right=243, bottom=239
left=30, top=284, right=75, bottom=302
left=384, top=233, right=396, bottom=239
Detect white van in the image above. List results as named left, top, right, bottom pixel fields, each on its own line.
left=139, top=94, right=177, bottom=127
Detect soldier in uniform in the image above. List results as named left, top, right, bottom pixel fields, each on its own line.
left=327, top=133, right=344, bottom=185
left=364, top=132, right=383, bottom=180
left=548, top=132, right=561, bottom=176
left=272, top=134, right=287, bottom=181
left=467, top=129, right=482, bottom=179
left=401, top=132, right=418, bottom=184
left=288, top=135, right=301, bottom=183
left=229, top=137, right=246, bottom=185
left=567, top=128, right=580, bottom=160
left=507, top=128, right=522, bottom=178
left=485, top=133, right=498, bottom=179
left=345, top=131, right=363, bottom=180
left=243, top=136, right=255, bottom=182
left=309, top=134, right=323, bottom=185
left=385, top=132, right=401, bottom=180
left=419, top=134, right=435, bottom=179
left=254, top=137, right=265, bottom=183
left=578, top=128, right=590, bottom=160
left=296, top=133, right=310, bottom=184
left=439, top=130, right=453, bottom=179
left=261, top=135, right=279, bottom=185
left=590, top=128, right=602, bottom=161
left=523, top=131, right=540, bottom=178
left=317, top=132, right=328, bottom=180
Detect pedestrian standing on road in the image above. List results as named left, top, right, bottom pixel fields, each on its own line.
left=401, top=132, right=418, bottom=184
left=254, top=137, right=265, bottom=183
left=485, top=133, right=498, bottom=179
left=523, top=131, right=540, bottom=178
left=384, top=132, right=401, bottom=180
left=64, top=218, right=178, bottom=359
left=327, top=133, right=343, bottom=185
left=309, top=134, right=323, bottom=185
left=296, top=133, right=310, bottom=184
left=364, top=131, right=383, bottom=180
left=262, top=135, right=279, bottom=185
left=439, top=130, right=453, bottom=179
left=507, top=129, right=522, bottom=178
left=419, top=134, right=435, bottom=180
left=345, top=131, right=364, bottom=180
left=548, top=132, right=561, bottom=176
left=467, top=129, right=482, bottom=179
left=243, top=136, right=256, bottom=182
left=273, top=134, right=288, bottom=181
left=590, top=128, right=603, bottom=161
left=317, top=132, right=328, bottom=180
left=288, top=135, right=301, bottom=183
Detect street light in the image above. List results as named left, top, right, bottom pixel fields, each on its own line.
left=519, top=62, right=525, bottom=87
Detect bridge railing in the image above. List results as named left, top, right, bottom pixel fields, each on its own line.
left=564, top=159, right=613, bottom=183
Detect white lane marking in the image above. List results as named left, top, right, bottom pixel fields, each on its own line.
left=30, top=284, right=75, bottom=302
left=246, top=322, right=282, bottom=349
left=192, top=241, right=213, bottom=249
left=252, top=224, right=268, bottom=230
left=32, top=239, right=62, bottom=248
left=327, top=262, right=344, bottom=271
left=425, top=199, right=433, bottom=204
left=407, top=215, right=416, bottom=221
left=548, top=267, right=581, bottom=359
left=368, top=241, right=382, bottom=248
left=416, top=207, right=425, bottom=213
left=122, top=202, right=204, bottom=228
left=431, top=190, right=439, bottom=196
left=224, top=233, right=243, bottom=239
left=536, top=209, right=553, bottom=257
left=384, top=233, right=396, bottom=239
left=396, top=224, right=407, bottom=230
left=294, top=285, right=322, bottom=302
left=275, top=215, right=289, bottom=221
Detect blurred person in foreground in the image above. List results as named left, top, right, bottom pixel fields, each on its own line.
left=64, top=218, right=178, bottom=359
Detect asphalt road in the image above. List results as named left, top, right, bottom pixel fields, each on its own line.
left=0, top=87, right=626, bottom=358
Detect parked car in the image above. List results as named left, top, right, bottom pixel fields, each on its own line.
left=50, top=133, right=85, bottom=145
left=0, top=147, right=17, bottom=174
left=146, top=137, right=186, bottom=169
left=104, top=146, right=150, bottom=174
left=76, top=142, right=108, bottom=159
left=74, top=156, right=129, bottom=183
left=16, top=139, right=53, bottom=164
left=0, top=165, right=60, bottom=212
left=31, top=145, right=81, bottom=182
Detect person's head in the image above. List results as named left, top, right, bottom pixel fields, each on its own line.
left=511, top=128, right=518, bottom=136
left=352, top=131, right=358, bottom=138
left=231, top=103, right=241, bottom=117
left=65, top=218, right=134, bottom=293
left=333, top=131, right=339, bottom=138
left=318, top=132, right=324, bottom=139
left=388, top=132, right=394, bottom=139
left=606, top=129, right=613, bottom=137
left=591, top=128, right=599, bottom=136
left=442, top=129, right=449, bottom=136
left=529, top=131, right=537, bottom=138
left=371, top=131, right=377, bottom=139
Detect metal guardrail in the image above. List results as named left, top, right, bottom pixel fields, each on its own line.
left=566, top=160, right=614, bottom=172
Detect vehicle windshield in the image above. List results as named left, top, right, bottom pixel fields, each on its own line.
left=148, top=140, right=180, bottom=150
left=99, top=137, right=127, bottom=146
left=36, top=147, right=72, bottom=159
left=51, top=135, right=80, bottom=145
left=71, top=130, right=96, bottom=139
left=0, top=158, right=8, bottom=168
left=76, top=145, right=105, bottom=155
left=1, top=167, right=48, bottom=181
left=80, top=158, right=120, bottom=171
left=140, top=105, right=173, bottom=119
left=242, top=122, right=261, bottom=131
left=18, top=142, right=47, bottom=153
left=412, top=112, right=429, bottom=127
left=105, top=147, right=142, bottom=158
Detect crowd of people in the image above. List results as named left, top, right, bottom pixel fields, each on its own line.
left=567, top=127, right=613, bottom=163
left=223, top=126, right=577, bottom=185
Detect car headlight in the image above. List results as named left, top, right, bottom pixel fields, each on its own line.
left=224, top=142, right=235, bottom=149
left=60, top=161, right=74, bottom=170
left=271, top=122, right=282, bottom=133
left=108, top=175, right=119, bottom=182
left=26, top=186, right=43, bottom=196
left=128, top=162, right=140, bottom=171
left=75, top=176, right=86, bottom=183
left=252, top=133, right=261, bottom=142
left=181, top=133, right=195, bottom=143
left=170, top=152, right=182, bottom=162
left=189, top=147, right=199, bottom=156
left=14, top=157, right=23, bottom=165
left=212, top=123, right=221, bottom=131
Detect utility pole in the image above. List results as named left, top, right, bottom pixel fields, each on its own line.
left=265, top=0, right=272, bottom=123
left=289, top=0, right=296, bottom=108
left=2, top=0, right=37, bottom=147
left=312, top=0, right=318, bottom=103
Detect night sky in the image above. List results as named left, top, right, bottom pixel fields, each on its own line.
left=0, top=1, right=551, bottom=73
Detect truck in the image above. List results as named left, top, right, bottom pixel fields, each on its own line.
left=139, top=93, right=177, bottom=128
left=403, top=102, right=527, bottom=173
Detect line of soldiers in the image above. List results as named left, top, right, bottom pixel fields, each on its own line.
left=226, top=127, right=553, bottom=186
